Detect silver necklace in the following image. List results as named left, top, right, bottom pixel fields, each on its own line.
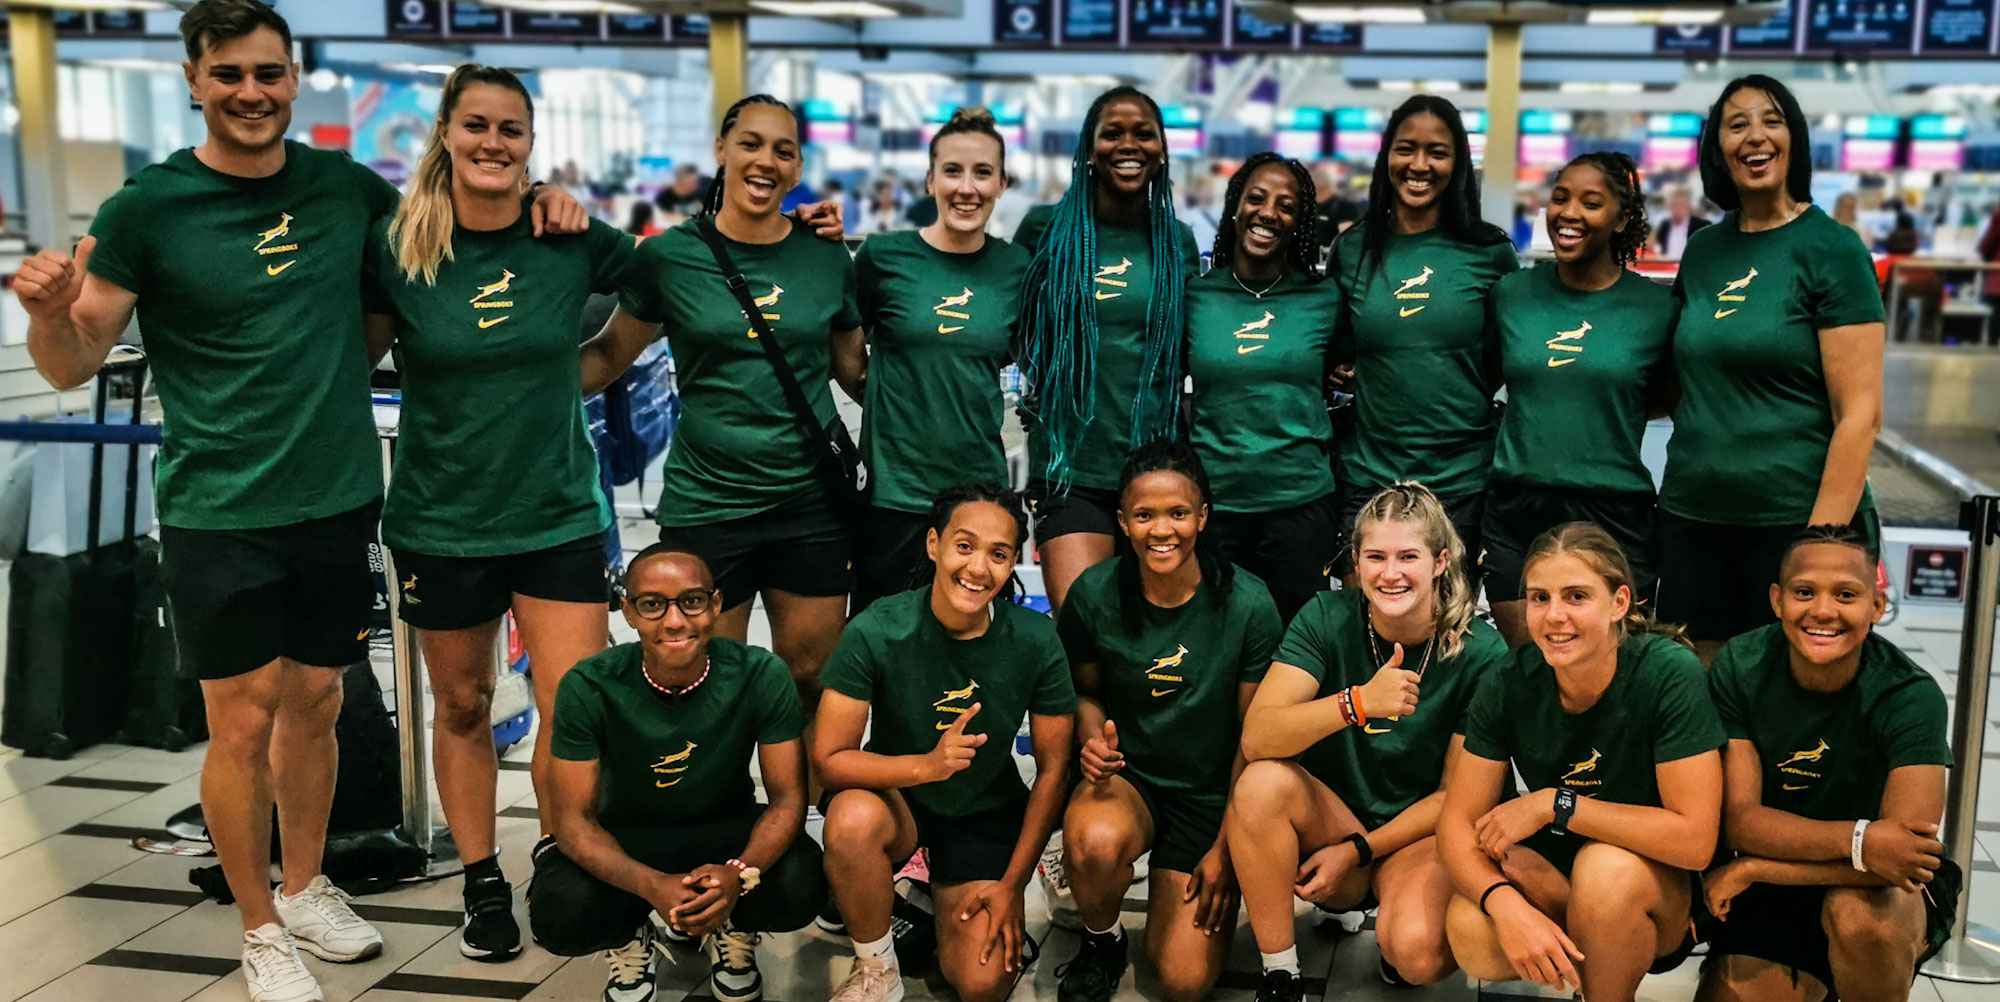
left=1231, top=268, right=1284, bottom=299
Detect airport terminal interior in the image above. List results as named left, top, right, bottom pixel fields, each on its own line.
left=6, top=0, right=2000, bottom=1000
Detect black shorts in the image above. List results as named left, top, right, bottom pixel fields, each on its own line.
left=907, top=798, right=1025, bottom=885
left=1655, top=507, right=1882, bottom=643
left=1704, top=859, right=1959, bottom=991
left=1125, top=774, right=1224, bottom=876
left=656, top=493, right=852, bottom=613
left=1333, top=484, right=1486, bottom=580
left=1207, top=493, right=1340, bottom=619
left=391, top=533, right=609, bottom=632
left=1480, top=483, right=1658, bottom=604
left=160, top=502, right=379, bottom=681
left=852, top=506, right=934, bottom=613
left=1027, top=480, right=1120, bottom=545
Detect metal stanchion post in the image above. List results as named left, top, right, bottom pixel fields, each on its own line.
left=1925, top=494, right=2000, bottom=982
left=377, top=428, right=457, bottom=873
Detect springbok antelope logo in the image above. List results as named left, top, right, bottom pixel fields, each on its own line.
left=1393, top=265, right=1434, bottom=317
left=742, top=285, right=785, bottom=337
left=1145, top=644, right=1189, bottom=697
left=651, top=741, right=698, bottom=788
left=932, top=679, right=981, bottom=729
left=254, top=213, right=294, bottom=252
left=1093, top=258, right=1134, bottom=300
left=1234, top=311, right=1275, bottom=354
left=1563, top=748, right=1603, bottom=781
left=1392, top=266, right=1435, bottom=298
left=1777, top=738, right=1830, bottom=770
left=935, top=288, right=973, bottom=333
left=1546, top=321, right=1591, bottom=367
left=1714, top=267, right=1758, bottom=318
left=471, top=270, right=516, bottom=305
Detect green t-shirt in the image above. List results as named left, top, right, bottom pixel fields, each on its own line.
left=1331, top=230, right=1518, bottom=498
left=855, top=230, right=1028, bottom=513
left=1710, top=624, right=1950, bottom=823
left=1279, top=587, right=1507, bottom=830
left=1463, top=632, right=1726, bottom=860
left=1185, top=269, right=1341, bottom=513
left=86, top=141, right=397, bottom=530
left=1014, top=203, right=1200, bottom=490
left=1055, top=558, right=1281, bottom=801
left=367, top=216, right=634, bottom=556
left=820, top=588, right=1077, bottom=818
left=619, top=218, right=863, bottom=526
left=549, top=639, right=805, bottom=827
left=1491, top=263, right=1675, bottom=495
left=1663, top=206, right=1885, bottom=525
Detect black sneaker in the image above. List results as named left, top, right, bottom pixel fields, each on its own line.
left=1055, top=931, right=1128, bottom=1002
left=1379, top=955, right=1413, bottom=988
left=459, top=871, right=521, bottom=961
left=1255, top=969, right=1304, bottom=1002
left=889, top=895, right=937, bottom=973
left=815, top=897, right=847, bottom=935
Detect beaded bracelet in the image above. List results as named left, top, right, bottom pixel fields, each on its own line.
left=726, top=858, right=762, bottom=894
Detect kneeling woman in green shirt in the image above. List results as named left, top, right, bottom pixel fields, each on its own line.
left=1700, top=524, right=1956, bottom=1002
left=1052, top=441, right=1282, bottom=1002
left=1227, top=483, right=1505, bottom=996
left=1186, top=154, right=1343, bottom=622
left=364, top=65, right=640, bottom=960
left=587, top=95, right=866, bottom=712
left=1441, top=524, right=1726, bottom=1001
left=814, top=484, right=1077, bottom=1002
left=1482, top=152, right=1673, bottom=648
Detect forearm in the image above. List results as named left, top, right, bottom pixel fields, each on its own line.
left=1727, top=805, right=1854, bottom=863
left=553, top=812, right=669, bottom=900
left=821, top=749, right=938, bottom=791
left=1734, top=855, right=1894, bottom=889
left=1440, top=814, right=1507, bottom=899
left=737, top=799, right=804, bottom=872
left=1567, top=796, right=1716, bottom=871
left=1367, top=790, right=1444, bottom=857
left=579, top=339, right=621, bottom=397
left=27, top=310, right=106, bottom=390
left=1809, top=414, right=1879, bottom=525
left=1241, top=698, right=1346, bottom=761
left=1004, top=771, right=1068, bottom=889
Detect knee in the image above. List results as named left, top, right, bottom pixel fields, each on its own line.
left=822, top=791, right=894, bottom=859
left=1568, top=843, right=1663, bottom=921
left=1377, top=911, right=1455, bottom=985
left=1228, top=760, right=1304, bottom=824
left=1444, top=895, right=1514, bottom=982
left=1064, top=811, right=1141, bottom=872
left=207, top=699, right=277, bottom=758
left=283, top=671, right=345, bottom=730
left=526, top=863, right=598, bottom=956
left=739, top=840, right=827, bottom=933
left=1823, top=889, right=1914, bottom=956
left=433, top=680, right=495, bottom=737
left=943, top=964, right=1014, bottom=1002
left=1148, top=950, right=1219, bottom=1002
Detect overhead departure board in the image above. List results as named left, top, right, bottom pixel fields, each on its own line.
left=1729, top=1, right=1798, bottom=51
left=1803, top=0, right=1916, bottom=53
left=994, top=0, right=1055, bottom=44
left=1919, top=0, right=1996, bottom=52
left=446, top=2, right=508, bottom=38
left=1126, top=0, right=1225, bottom=46
left=1231, top=3, right=1295, bottom=46
left=1063, top=0, right=1122, bottom=44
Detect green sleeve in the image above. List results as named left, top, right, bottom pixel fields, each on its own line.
left=588, top=219, right=640, bottom=296
left=1236, top=577, right=1282, bottom=684
left=819, top=617, right=878, bottom=703
left=618, top=237, right=671, bottom=325
left=832, top=247, right=863, bottom=331
left=549, top=669, right=606, bottom=762
left=1650, top=644, right=1728, bottom=763
left=1176, top=221, right=1202, bottom=278
left=1809, top=231, right=1888, bottom=329
left=350, top=156, right=402, bottom=222
left=1054, top=586, right=1103, bottom=672
left=1878, top=676, right=1952, bottom=770
left=1460, top=663, right=1512, bottom=762
left=1029, top=624, right=1080, bottom=716
left=1452, top=630, right=1508, bottom=737
left=1273, top=597, right=1334, bottom=684
left=1707, top=640, right=1753, bottom=742
left=360, top=222, right=396, bottom=316
left=749, top=649, right=808, bottom=744
left=853, top=242, right=882, bottom=330
left=84, top=184, right=150, bottom=296
left=1327, top=245, right=1357, bottom=365
left=1013, top=205, right=1050, bottom=254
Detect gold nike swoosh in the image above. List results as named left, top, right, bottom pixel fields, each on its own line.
left=1363, top=724, right=1391, bottom=734
left=1398, top=305, right=1425, bottom=318
left=1095, top=290, right=1121, bottom=301
left=1547, top=357, right=1576, bottom=368
left=1151, top=688, right=1177, bottom=697
left=1782, top=783, right=1809, bottom=791
left=1237, top=344, right=1265, bottom=355
left=355, top=629, right=370, bottom=641
left=266, top=261, right=296, bottom=277
left=478, top=315, right=510, bottom=329
left=935, top=720, right=953, bottom=730
left=937, top=324, right=964, bottom=334
left=1714, top=308, right=1737, bottom=319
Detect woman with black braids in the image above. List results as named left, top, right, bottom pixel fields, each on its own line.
left=1186, top=153, right=1343, bottom=622
left=1481, top=152, right=1674, bottom=648
left=1014, top=85, right=1198, bottom=614
left=586, top=94, right=862, bottom=731
left=1328, top=95, right=1515, bottom=579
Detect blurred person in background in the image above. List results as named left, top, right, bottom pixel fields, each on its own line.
left=1980, top=201, right=2000, bottom=345
left=1653, top=187, right=1712, bottom=260
left=1833, top=192, right=1874, bottom=251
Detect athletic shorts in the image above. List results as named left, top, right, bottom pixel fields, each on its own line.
left=852, top=506, right=934, bottom=614
left=906, top=798, right=1026, bottom=885
left=1480, top=483, right=1658, bottom=604
left=159, top=501, right=379, bottom=681
left=1517, top=832, right=1701, bottom=976
left=1704, top=859, right=1959, bottom=991
left=1124, top=773, right=1225, bottom=876
left=1655, top=507, right=1882, bottom=643
left=1027, top=480, right=1120, bottom=545
left=656, top=493, right=852, bottom=613
left=1333, top=484, right=1486, bottom=580
left=391, top=533, right=609, bottom=632
left=1208, top=493, right=1340, bottom=619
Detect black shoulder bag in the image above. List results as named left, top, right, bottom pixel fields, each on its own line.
left=694, top=217, right=866, bottom=513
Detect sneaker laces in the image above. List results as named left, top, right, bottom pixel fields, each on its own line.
left=291, top=881, right=370, bottom=931
left=606, top=936, right=653, bottom=983
left=709, top=926, right=759, bottom=971
left=243, top=928, right=313, bottom=988
left=465, top=877, right=512, bottom=918
left=831, top=957, right=898, bottom=1002
left=1038, top=844, right=1069, bottom=893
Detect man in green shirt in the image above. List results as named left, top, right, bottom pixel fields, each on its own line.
left=1701, top=526, right=1956, bottom=1002
left=12, top=6, right=584, bottom=1000
left=531, top=545, right=826, bottom=1002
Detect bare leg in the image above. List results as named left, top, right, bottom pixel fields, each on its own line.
left=1063, top=777, right=1153, bottom=931
left=1223, top=759, right=1368, bottom=955
left=513, top=595, right=609, bottom=837
left=270, top=662, right=345, bottom=898
left=418, top=620, right=502, bottom=863
left=1490, top=600, right=1529, bottom=650
left=1143, top=869, right=1235, bottom=1002
left=200, top=660, right=287, bottom=930
left=1041, top=533, right=1116, bottom=617
left=933, top=880, right=1025, bottom=1002
left=1372, top=836, right=1459, bottom=985
left=822, top=789, right=919, bottom=943
left=1695, top=955, right=1825, bottom=1002
left=1442, top=845, right=1570, bottom=983
left=1822, top=885, right=1928, bottom=1002
left=1566, top=842, right=1692, bottom=1002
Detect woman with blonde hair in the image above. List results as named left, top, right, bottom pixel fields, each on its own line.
left=1441, top=523, right=1725, bottom=1001
left=1225, top=483, right=1508, bottom=998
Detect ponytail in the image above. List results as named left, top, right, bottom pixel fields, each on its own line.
left=390, top=64, right=535, bottom=285
left=928, top=105, right=1008, bottom=174
left=1522, top=521, right=1690, bottom=648
left=1352, top=482, right=1477, bottom=659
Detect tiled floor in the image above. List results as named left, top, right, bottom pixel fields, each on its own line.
left=9, top=508, right=2000, bottom=1002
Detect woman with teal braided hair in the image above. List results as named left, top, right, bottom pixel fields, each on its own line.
left=1015, top=86, right=1198, bottom=614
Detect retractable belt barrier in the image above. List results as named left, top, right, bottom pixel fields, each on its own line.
left=1925, top=495, right=2000, bottom=982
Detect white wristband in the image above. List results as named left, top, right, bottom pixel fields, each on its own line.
left=1852, top=819, right=1871, bottom=872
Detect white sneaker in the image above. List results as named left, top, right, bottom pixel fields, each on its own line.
left=830, top=955, right=905, bottom=1002
left=703, top=922, right=764, bottom=1002
left=273, top=875, right=385, bottom=962
left=241, top=923, right=324, bottom=1002
left=604, top=924, right=657, bottom=1002
left=1039, top=839, right=1081, bottom=930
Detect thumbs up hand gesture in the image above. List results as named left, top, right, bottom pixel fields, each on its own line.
left=1081, top=719, right=1124, bottom=783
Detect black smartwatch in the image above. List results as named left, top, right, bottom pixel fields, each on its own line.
left=1551, top=788, right=1578, bottom=835
left=1343, top=832, right=1374, bottom=868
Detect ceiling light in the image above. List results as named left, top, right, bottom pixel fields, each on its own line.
left=1292, top=5, right=1428, bottom=24
left=1586, top=7, right=1723, bottom=24
left=482, top=0, right=646, bottom=11
left=13, top=0, right=167, bottom=9
left=751, top=0, right=900, bottom=15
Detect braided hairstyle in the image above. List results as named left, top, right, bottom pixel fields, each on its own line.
left=912, top=481, right=1031, bottom=603
left=1210, top=152, right=1320, bottom=280
left=1352, top=482, right=1476, bottom=659
left=1353, top=94, right=1510, bottom=280
left=1113, top=440, right=1233, bottom=632
left=1558, top=151, right=1651, bottom=268
left=1778, top=523, right=1881, bottom=581
left=1016, top=85, right=1188, bottom=489
left=704, top=94, right=802, bottom=218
